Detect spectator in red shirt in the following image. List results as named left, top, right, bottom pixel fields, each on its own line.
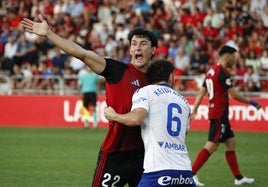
left=58, top=13, right=78, bottom=39
left=225, top=19, right=243, bottom=40
left=154, top=36, right=168, bottom=59
left=43, top=0, right=54, bottom=17
left=179, top=8, right=193, bottom=28
left=233, top=54, right=248, bottom=91
left=201, top=21, right=220, bottom=47
left=190, top=6, right=206, bottom=27
left=83, top=0, right=98, bottom=28
left=152, top=6, right=169, bottom=32
left=248, top=31, right=264, bottom=57
left=6, top=8, right=23, bottom=30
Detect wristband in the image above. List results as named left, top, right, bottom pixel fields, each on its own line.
left=249, top=100, right=259, bottom=108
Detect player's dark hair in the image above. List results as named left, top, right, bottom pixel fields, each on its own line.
left=127, top=27, right=158, bottom=47
left=147, top=59, right=174, bottom=84
left=218, top=45, right=237, bottom=56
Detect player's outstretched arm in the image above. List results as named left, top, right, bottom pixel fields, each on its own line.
left=21, top=14, right=105, bottom=74
left=228, top=88, right=261, bottom=109
left=104, top=106, right=147, bottom=126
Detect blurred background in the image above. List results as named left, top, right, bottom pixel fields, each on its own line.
left=0, top=0, right=268, bottom=96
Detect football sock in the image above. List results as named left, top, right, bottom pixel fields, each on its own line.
left=225, top=150, right=241, bottom=178
left=93, top=112, right=98, bottom=128
left=192, top=148, right=211, bottom=174
left=84, top=119, right=89, bottom=128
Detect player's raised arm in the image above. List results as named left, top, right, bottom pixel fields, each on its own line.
left=21, top=14, right=106, bottom=74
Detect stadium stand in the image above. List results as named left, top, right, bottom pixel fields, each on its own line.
left=0, top=0, right=267, bottom=96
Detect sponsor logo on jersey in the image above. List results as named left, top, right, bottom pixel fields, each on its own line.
left=157, top=141, right=186, bottom=152
left=133, top=97, right=147, bottom=104
left=158, top=175, right=194, bottom=186
left=131, top=79, right=140, bottom=87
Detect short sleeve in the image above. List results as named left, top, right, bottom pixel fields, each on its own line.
left=131, top=87, right=150, bottom=112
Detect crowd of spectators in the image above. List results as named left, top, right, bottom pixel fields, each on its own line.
left=0, top=0, right=268, bottom=95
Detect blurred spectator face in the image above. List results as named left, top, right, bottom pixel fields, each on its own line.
left=7, top=35, right=16, bottom=44
left=247, top=66, right=254, bottom=75
left=13, top=64, right=21, bottom=75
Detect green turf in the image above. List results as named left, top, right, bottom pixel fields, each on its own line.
left=187, top=130, right=268, bottom=187
left=0, top=127, right=267, bottom=187
left=0, top=127, right=105, bottom=187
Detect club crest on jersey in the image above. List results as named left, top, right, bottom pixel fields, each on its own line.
left=131, top=79, right=140, bottom=87
left=226, top=78, right=231, bottom=86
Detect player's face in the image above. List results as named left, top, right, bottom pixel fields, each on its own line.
left=129, top=35, right=156, bottom=72
left=226, top=53, right=237, bottom=69
left=225, top=53, right=238, bottom=75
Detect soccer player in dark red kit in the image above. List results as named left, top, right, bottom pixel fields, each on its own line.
left=21, top=15, right=158, bottom=187
left=190, top=43, right=261, bottom=186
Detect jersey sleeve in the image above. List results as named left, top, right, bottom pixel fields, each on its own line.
left=131, top=87, right=150, bottom=112
left=218, top=68, right=232, bottom=89
left=99, top=58, right=127, bottom=83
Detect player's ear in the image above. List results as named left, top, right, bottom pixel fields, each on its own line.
left=151, top=46, right=156, bottom=56
left=168, top=72, right=174, bottom=87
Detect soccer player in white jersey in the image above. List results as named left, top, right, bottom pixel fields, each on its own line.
left=104, top=59, right=196, bottom=187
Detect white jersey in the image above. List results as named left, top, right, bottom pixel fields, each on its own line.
left=131, top=84, right=192, bottom=173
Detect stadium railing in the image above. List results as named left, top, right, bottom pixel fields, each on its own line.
left=0, top=74, right=267, bottom=97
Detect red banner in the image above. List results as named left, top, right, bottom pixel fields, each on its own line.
left=0, top=95, right=267, bottom=132
left=187, top=97, right=268, bottom=132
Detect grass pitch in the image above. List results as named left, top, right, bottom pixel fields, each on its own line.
left=0, top=127, right=267, bottom=187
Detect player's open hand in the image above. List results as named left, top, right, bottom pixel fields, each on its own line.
left=104, top=106, right=116, bottom=121
left=21, top=14, right=49, bottom=37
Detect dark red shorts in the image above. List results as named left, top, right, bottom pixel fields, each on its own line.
left=208, top=111, right=234, bottom=143
left=92, top=149, right=144, bottom=187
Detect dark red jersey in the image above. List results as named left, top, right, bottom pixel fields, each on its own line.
left=202, top=63, right=232, bottom=119
left=100, top=58, right=149, bottom=153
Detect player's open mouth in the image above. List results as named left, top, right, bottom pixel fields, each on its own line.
left=135, top=54, right=143, bottom=60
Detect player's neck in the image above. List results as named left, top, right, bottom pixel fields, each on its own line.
left=156, top=81, right=170, bottom=87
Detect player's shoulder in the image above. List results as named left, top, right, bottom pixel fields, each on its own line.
left=206, top=63, right=221, bottom=77
left=105, top=58, right=127, bottom=69
left=101, top=58, right=127, bottom=83
left=134, top=84, right=152, bottom=94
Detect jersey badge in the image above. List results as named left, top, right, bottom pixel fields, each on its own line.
left=226, top=78, right=231, bottom=86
